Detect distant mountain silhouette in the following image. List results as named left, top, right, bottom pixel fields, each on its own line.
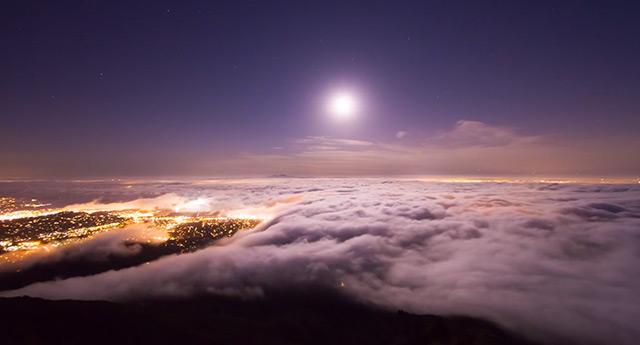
left=268, top=174, right=296, bottom=178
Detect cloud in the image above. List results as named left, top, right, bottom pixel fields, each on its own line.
left=209, top=120, right=640, bottom=176
left=63, top=193, right=187, bottom=213
left=222, top=137, right=418, bottom=176
left=3, top=179, right=640, bottom=345
left=293, top=137, right=375, bottom=149
left=5, top=120, right=637, bottom=178
left=428, top=120, right=536, bottom=148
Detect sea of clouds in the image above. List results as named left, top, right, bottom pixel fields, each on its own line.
left=1, top=178, right=639, bottom=345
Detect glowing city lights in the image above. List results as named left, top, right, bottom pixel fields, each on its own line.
left=0, top=196, right=264, bottom=263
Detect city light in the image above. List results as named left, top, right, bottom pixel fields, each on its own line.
left=0, top=196, right=263, bottom=263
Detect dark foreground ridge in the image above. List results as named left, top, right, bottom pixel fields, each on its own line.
left=0, top=291, right=543, bottom=345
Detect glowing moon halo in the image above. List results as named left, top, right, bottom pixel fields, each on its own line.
left=327, top=91, right=358, bottom=121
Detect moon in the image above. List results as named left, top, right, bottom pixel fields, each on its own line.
left=327, top=91, right=358, bottom=121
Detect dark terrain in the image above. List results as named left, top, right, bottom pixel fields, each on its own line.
left=0, top=243, right=175, bottom=290
left=0, top=291, right=543, bottom=345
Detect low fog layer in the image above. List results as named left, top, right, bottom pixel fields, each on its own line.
left=2, top=179, right=640, bottom=345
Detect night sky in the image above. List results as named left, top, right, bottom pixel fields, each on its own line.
left=2, top=1, right=639, bottom=178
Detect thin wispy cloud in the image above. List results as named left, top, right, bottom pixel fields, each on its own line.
left=214, top=120, right=640, bottom=176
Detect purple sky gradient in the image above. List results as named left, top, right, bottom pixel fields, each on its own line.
left=2, top=1, right=639, bottom=177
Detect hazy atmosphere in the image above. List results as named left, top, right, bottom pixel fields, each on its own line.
left=2, top=1, right=639, bottom=178
left=2, top=2, right=639, bottom=345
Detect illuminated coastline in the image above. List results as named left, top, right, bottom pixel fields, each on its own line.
left=0, top=196, right=262, bottom=264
